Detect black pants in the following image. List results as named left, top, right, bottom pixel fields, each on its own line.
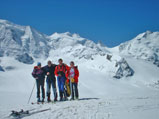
left=46, top=77, right=57, bottom=99
left=36, top=79, right=45, bottom=99
left=71, top=82, right=79, bottom=99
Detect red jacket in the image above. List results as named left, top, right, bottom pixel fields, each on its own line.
left=54, top=64, right=69, bottom=76
left=66, top=66, right=79, bottom=83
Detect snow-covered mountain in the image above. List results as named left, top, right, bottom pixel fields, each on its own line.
left=0, top=19, right=110, bottom=63
left=0, top=19, right=50, bottom=63
left=48, top=32, right=109, bottom=60
left=1, top=19, right=159, bottom=79
left=118, top=31, right=159, bottom=67
left=0, top=19, right=135, bottom=78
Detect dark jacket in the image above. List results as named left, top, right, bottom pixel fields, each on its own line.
left=44, top=64, right=57, bottom=80
left=32, top=66, right=46, bottom=80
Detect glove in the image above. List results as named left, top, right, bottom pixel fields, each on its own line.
left=47, top=72, right=50, bottom=75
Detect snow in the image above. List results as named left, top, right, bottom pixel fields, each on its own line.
left=2, top=96, right=159, bottom=119
left=118, top=31, right=159, bottom=67
left=0, top=55, right=159, bottom=119
left=0, top=19, right=159, bottom=119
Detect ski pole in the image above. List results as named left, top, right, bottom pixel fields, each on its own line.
left=27, top=81, right=36, bottom=104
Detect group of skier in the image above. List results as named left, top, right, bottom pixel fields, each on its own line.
left=32, top=59, right=79, bottom=103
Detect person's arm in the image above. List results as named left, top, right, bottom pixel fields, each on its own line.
left=54, top=66, right=58, bottom=76
left=45, top=65, right=51, bottom=76
left=32, top=68, right=37, bottom=78
left=64, top=64, right=70, bottom=72
left=42, top=66, right=47, bottom=75
left=74, top=68, right=79, bottom=79
left=77, top=69, right=79, bottom=77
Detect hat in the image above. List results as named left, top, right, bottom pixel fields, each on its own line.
left=37, top=62, right=41, bottom=66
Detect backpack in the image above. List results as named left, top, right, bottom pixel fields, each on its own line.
left=57, top=64, right=66, bottom=76
left=65, top=81, right=71, bottom=97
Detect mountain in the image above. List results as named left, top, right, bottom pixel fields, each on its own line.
left=0, top=19, right=50, bottom=63
left=118, top=31, right=159, bottom=67
left=48, top=32, right=110, bottom=60
left=0, top=19, right=110, bottom=63
left=0, top=19, right=134, bottom=78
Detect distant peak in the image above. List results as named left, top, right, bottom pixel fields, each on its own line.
left=0, top=19, right=11, bottom=24
left=25, top=26, right=33, bottom=34
left=145, top=30, right=152, bottom=34
left=141, top=30, right=153, bottom=38
left=25, top=25, right=33, bottom=31
left=97, top=40, right=105, bottom=47
left=63, top=32, right=71, bottom=36
left=50, top=32, right=71, bottom=36
left=133, top=30, right=153, bottom=40
left=72, top=33, right=80, bottom=38
left=50, top=32, right=76, bottom=38
left=0, top=19, right=25, bottom=30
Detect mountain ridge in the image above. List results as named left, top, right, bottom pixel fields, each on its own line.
left=118, top=31, right=159, bottom=67
left=0, top=19, right=159, bottom=68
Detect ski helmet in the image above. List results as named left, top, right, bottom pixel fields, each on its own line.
left=37, top=62, right=41, bottom=66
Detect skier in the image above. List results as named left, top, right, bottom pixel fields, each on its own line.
left=66, top=61, right=79, bottom=100
left=54, top=59, right=69, bottom=101
left=32, top=62, right=45, bottom=102
left=44, top=60, right=58, bottom=102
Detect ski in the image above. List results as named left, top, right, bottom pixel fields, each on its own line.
left=10, top=109, right=30, bottom=118
left=9, top=108, right=51, bottom=118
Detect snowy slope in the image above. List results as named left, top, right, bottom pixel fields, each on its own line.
left=118, top=31, right=159, bottom=67
left=0, top=56, right=159, bottom=119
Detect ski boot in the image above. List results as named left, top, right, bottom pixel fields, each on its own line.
left=47, top=93, right=51, bottom=102
left=60, top=97, right=63, bottom=101
left=70, top=98, right=74, bottom=101
left=59, top=91, right=63, bottom=101
left=41, top=98, right=45, bottom=103
left=63, top=96, right=68, bottom=101
left=54, top=93, right=58, bottom=102
left=63, top=91, right=68, bottom=101
left=75, top=97, right=79, bottom=100
left=54, top=97, right=57, bottom=102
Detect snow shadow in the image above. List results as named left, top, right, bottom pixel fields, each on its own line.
left=79, top=98, right=99, bottom=101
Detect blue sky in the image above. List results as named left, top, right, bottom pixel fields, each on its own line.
left=0, top=0, right=159, bottom=47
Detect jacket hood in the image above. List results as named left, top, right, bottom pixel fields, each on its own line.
left=34, top=66, right=38, bottom=69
